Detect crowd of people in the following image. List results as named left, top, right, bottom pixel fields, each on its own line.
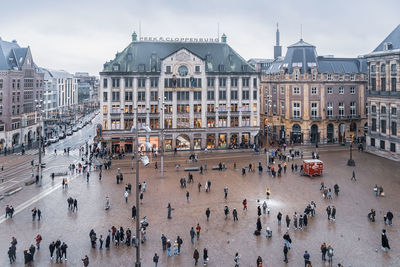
left=2, top=140, right=396, bottom=266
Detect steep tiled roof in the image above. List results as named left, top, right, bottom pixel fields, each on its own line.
left=373, top=24, right=400, bottom=52
left=102, top=41, right=255, bottom=73
left=266, top=39, right=366, bottom=74
left=0, top=37, right=21, bottom=70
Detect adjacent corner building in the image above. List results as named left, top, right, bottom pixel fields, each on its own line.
left=0, top=37, right=44, bottom=151
left=99, top=33, right=260, bottom=152
left=365, top=24, right=400, bottom=160
left=261, top=38, right=367, bottom=145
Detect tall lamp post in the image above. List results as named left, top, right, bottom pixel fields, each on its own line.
left=35, top=100, right=44, bottom=186
left=131, top=107, right=151, bottom=267
left=347, top=142, right=355, bottom=166
left=159, top=96, right=166, bottom=177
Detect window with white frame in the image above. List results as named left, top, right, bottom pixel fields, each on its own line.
left=339, top=87, right=344, bottom=94
left=311, top=102, right=318, bottom=118
left=350, top=87, right=355, bottom=94
left=339, top=74, right=344, bottom=81
left=327, top=87, right=333, bottom=94
left=293, top=87, right=300, bottom=94
left=280, top=87, right=285, bottom=94
left=312, top=72, right=316, bottom=81
left=350, top=101, right=356, bottom=116
left=311, top=87, right=317, bottom=95
left=339, top=102, right=345, bottom=117
left=327, top=74, right=332, bottom=81
left=280, top=102, right=285, bottom=115
left=350, top=74, right=355, bottom=81
left=293, top=102, right=301, bottom=118
left=327, top=102, right=333, bottom=117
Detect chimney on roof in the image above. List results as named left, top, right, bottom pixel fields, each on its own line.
left=132, top=31, right=137, bottom=42
left=221, top=33, right=227, bottom=43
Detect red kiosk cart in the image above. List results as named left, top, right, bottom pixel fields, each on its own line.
left=302, top=159, right=323, bottom=177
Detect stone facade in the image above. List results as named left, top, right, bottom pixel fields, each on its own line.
left=0, top=38, right=44, bottom=150
left=99, top=33, right=260, bottom=152
left=365, top=25, right=400, bottom=160
left=261, top=39, right=367, bottom=145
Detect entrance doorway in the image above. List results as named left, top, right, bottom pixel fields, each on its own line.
left=327, top=124, right=334, bottom=143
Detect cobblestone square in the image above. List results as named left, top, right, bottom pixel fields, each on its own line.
left=1, top=146, right=399, bottom=266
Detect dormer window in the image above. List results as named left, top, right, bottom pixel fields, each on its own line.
left=241, top=65, right=248, bottom=72
left=327, top=74, right=332, bottom=81
left=138, top=64, right=146, bottom=72
left=218, top=64, right=225, bottom=72
left=312, top=72, right=316, bottom=81
left=112, top=64, right=120, bottom=71
left=384, top=42, right=393, bottom=51
left=294, top=71, right=299, bottom=81
left=350, top=74, right=355, bottom=81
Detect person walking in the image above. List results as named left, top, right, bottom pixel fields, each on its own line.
left=283, top=243, right=289, bottom=263
left=285, top=214, right=291, bottom=229
left=257, top=206, right=262, bottom=217
left=321, top=242, right=327, bottom=261
left=37, top=209, right=42, bottom=221
left=303, top=251, right=311, bottom=267
left=61, top=242, right=68, bottom=261
left=386, top=211, right=394, bottom=226
left=124, top=190, right=129, bottom=203
left=234, top=252, right=240, bottom=266
left=198, top=182, right=202, bottom=192
left=283, top=231, right=292, bottom=249
left=167, top=203, right=172, bottom=219
left=8, top=246, right=14, bottom=264
left=381, top=229, right=390, bottom=251
left=105, top=231, right=111, bottom=249
left=99, top=235, right=104, bottom=249
left=224, top=186, right=228, bottom=199
left=73, top=199, right=78, bottom=212
left=190, top=227, right=195, bottom=244
left=203, top=248, right=209, bottom=265
left=331, top=206, right=336, bottom=221
left=49, top=241, right=55, bottom=260
left=31, top=208, right=37, bottom=221
left=351, top=170, right=356, bottom=181
left=242, top=199, right=247, bottom=211
left=233, top=208, right=238, bottom=221
left=256, top=256, right=263, bottom=267
left=277, top=212, right=282, bottom=225
left=326, top=206, right=331, bottom=220
left=166, top=240, right=172, bottom=257
left=327, top=244, right=334, bottom=264
left=177, top=236, right=183, bottom=254
left=186, top=191, right=190, bottom=202
left=132, top=205, right=136, bottom=220
left=193, top=248, right=200, bottom=265
left=196, top=223, right=201, bottom=240
left=205, top=208, right=210, bottom=221
left=153, top=253, right=159, bottom=267
left=35, top=234, right=42, bottom=249
left=82, top=255, right=89, bottom=267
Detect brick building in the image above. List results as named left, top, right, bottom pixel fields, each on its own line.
left=261, top=38, right=367, bottom=144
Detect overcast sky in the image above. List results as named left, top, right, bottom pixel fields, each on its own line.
left=1, top=0, right=399, bottom=76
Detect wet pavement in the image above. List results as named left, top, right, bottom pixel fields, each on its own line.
left=0, top=146, right=399, bottom=267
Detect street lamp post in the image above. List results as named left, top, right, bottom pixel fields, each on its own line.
left=131, top=108, right=152, bottom=267
left=35, top=100, right=44, bottom=186
left=347, top=143, right=355, bottom=166
left=159, top=97, right=166, bottom=177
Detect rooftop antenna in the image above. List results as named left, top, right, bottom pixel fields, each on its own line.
left=139, top=20, right=142, bottom=40
left=300, top=24, right=303, bottom=40
left=217, top=22, right=220, bottom=42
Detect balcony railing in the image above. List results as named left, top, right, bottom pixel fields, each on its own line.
left=310, top=116, right=322, bottom=121
left=290, top=116, right=302, bottom=121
